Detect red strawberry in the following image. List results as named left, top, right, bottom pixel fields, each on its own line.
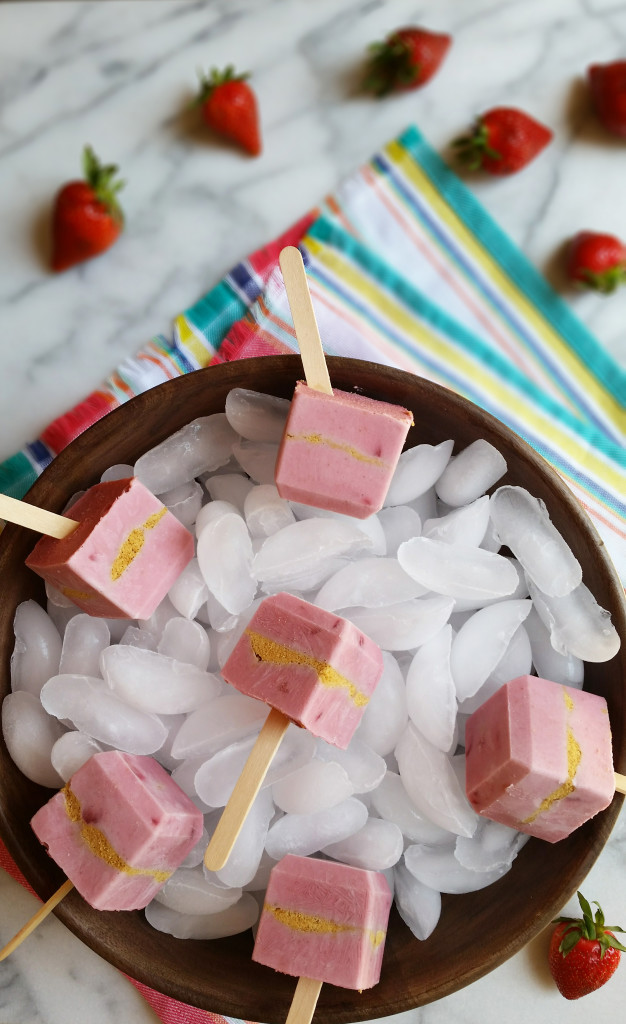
left=588, top=60, right=626, bottom=138
left=197, top=66, right=261, bottom=156
left=51, top=146, right=124, bottom=272
left=363, top=26, right=451, bottom=97
left=453, top=107, right=553, bottom=175
left=548, top=892, right=625, bottom=999
left=566, top=230, right=626, bottom=293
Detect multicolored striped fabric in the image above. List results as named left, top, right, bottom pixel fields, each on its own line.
left=1, top=123, right=625, bottom=1024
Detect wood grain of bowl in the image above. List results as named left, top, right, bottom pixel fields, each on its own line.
left=0, top=356, right=624, bottom=1022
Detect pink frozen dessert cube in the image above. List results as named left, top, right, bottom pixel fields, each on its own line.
left=222, top=592, right=383, bottom=749
left=25, top=476, right=194, bottom=619
left=30, top=750, right=204, bottom=911
left=274, top=382, right=413, bottom=518
left=253, top=854, right=393, bottom=989
left=465, top=674, right=615, bottom=842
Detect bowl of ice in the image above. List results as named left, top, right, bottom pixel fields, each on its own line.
left=0, top=355, right=624, bottom=1022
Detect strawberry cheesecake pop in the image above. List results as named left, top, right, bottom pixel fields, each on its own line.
left=253, top=854, right=393, bottom=1024
left=204, top=592, right=383, bottom=871
left=0, top=476, right=194, bottom=619
left=465, top=674, right=626, bottom=842
left=274, top=246, right=413, bottom=519
left=0, top=750, right=204, bottom=960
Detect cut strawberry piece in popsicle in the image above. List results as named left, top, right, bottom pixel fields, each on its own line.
left=465, top=674, right=617, bottom=842
left=31, top=750, right=204, bottom=911
left=275, top=382, right=414, bottom=519
left=253, top=854, right=392, bottom=1021
left=25, top=477, right=194, bottom=619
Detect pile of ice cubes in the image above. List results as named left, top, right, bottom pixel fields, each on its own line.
left=2, top=387, right=620, bottom=943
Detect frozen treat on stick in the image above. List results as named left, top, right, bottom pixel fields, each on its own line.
left=253, top=854, right=393, bottom=1024
left=2, top=477, right=195, bottom=618
left=0, top=750, right=203, bottom=959
left=274, top=246, right=413, bottom=519
left=465, top=674, right=626, bottom=842
left=204, top=592, right=383, bottom=871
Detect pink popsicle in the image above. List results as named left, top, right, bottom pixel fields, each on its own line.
left=222, top=592, right=383, bottom=749
left=274, top=381, right=413, bottom=519
left=204, top=595, right=383, bottom=871
left=25, top=476, right=194, bottom=619
left=465, top=674, right=615, bottom=842
left=31, top=750, right=204, bottom=910
left=253, top=854, right=393, bottom=991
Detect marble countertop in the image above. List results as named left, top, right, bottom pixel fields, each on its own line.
left=0, top=1, right=625, bottom=1023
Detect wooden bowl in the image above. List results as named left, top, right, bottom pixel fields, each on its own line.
left=0, top=356, right=624, bottom=1022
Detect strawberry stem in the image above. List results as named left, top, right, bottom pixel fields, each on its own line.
left=195, top=65, right=250, bottom=106
left=553, top=892, right=626, bottom=958
left=82, top=145, right=124, bottom=224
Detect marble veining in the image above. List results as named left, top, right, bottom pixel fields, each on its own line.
left=0, top=2, right=625, bottom=1023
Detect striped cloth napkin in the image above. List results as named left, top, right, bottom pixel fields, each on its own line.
left=1, top=124, right=625, bottom=1024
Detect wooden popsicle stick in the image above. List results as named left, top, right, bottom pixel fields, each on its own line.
left=204, top=707, right=290, bottom=872
left=0, top=493, right=78, bottom=540
left=285, top=977, right=323, bottom=1024
left=0, top=878, right=74, bottom=961
left=615, top=772, right=626, bottom=795
left=279, top=246, right=333, bottom=396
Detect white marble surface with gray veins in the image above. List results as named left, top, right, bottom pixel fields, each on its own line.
left=0, top=2, right=625, bottom=1023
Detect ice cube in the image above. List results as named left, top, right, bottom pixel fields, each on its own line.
left=315, top=737, right=386, bottom=793
left=155, top=866, right=242, bottom=915
left=395, top=722, right=478, bottom=837
left=272, top=760, right=353, bottom=814
left=2, top=690, right=65, bottom=787
left=134, top=415, right=237, bottom=493
left=57, top=615, right=110, bottom=678
left=40, top=675, right=167, bottom=754
left=159, top=480, right=204, bottom=528
left=232, top=439, right=279, bottom=483
left=244, top=484, right=296, bottom=538
left=393, top=862, right=441, bottom=940
left=264, top=797, right=369, bottom=859
left=404, top=842, right=512, bottom=894
left=378, top=506, right=422, bottom=555
left=406, top=625, right=457, bottom=752
left=490, top=486, right=582, bottom=596
left=370, top=772, right=453, bottom=845
left=50, top=731, right=104, bottom=782
left=323, top=817, right=404, bottom=871
left=170, top=692, right=269, bottom=760
left=10, top=600, right=62, bottom=698
left=524, top=607, right=584, bottom=686
left=422, top=496, right=490, bottom=547
left=197, top=511, right=257, bottom=615
left=527, top=579, right=620, bottom=662
left=450, top=599, right=532, bottom=700
left=252, top=518, right=372, bottom=587
left=157, top=617, right=211, bottom=671
left=344, top=596, right=454, bottom=651
left=355, top=652, right=408, bottom=756
left=316, top=557, right=428, bottom=611
left=435, top=440, right=507, bottom=507
left=398, top=537, right=519, bottom=600
left=385, top=441, right=454, bottom=505
left=224, top=388, right=290, bottom=442
left=100, top=645, right=222, bottom=715
left=205, top=473, right=254, bottom=514
left=145, top=892, right=259, bottom=939
left=454, top=819, right=528, bottom=873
